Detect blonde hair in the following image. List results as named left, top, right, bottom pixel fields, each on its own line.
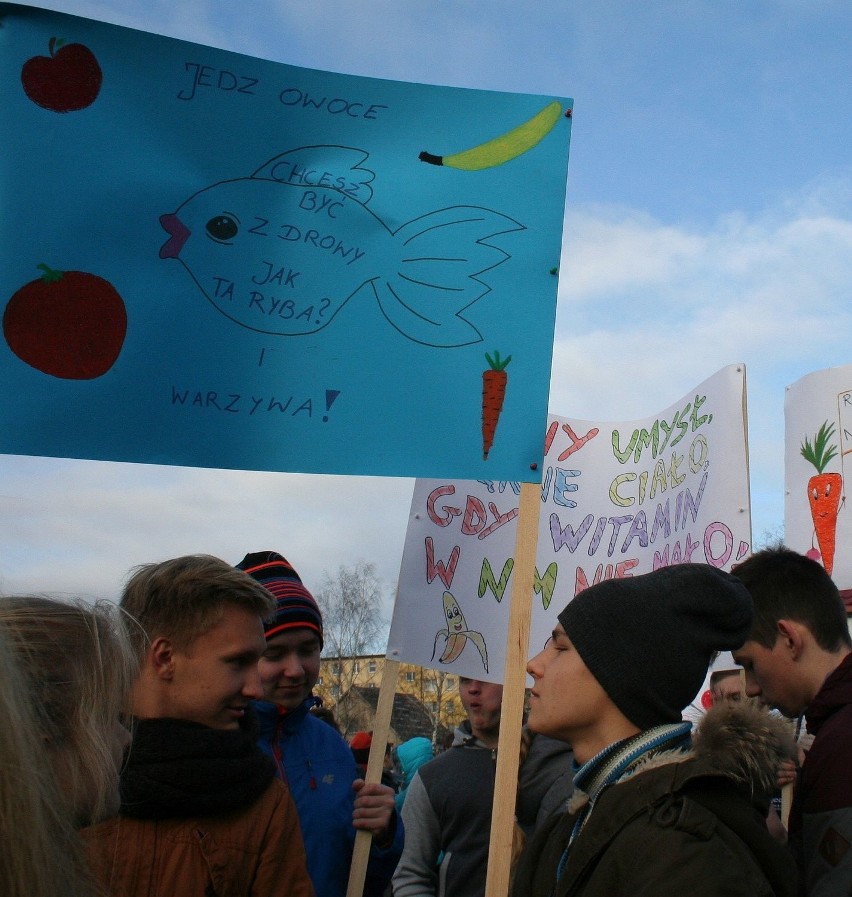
left=0, top=623, right=101, bottom=897
left=120, top=554, right=275, bottom=656
left=0, top=596, right=136, bottom=828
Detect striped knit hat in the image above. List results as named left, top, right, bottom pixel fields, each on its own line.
left=236, top=551, right=323, bottom=646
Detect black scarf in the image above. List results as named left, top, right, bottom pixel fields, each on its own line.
left=120, top=712, right=275, bottom=820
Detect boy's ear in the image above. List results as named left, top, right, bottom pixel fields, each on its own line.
left=149, top=636, right=176, bottom=680
left=776, top=619, right=805, bottom=660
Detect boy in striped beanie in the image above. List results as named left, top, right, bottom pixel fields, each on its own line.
left=236, top=551, right=323, bottom=648
left=235, top=550, right=402, bottom=897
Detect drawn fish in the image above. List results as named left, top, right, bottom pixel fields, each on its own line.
left=159, top=146, right=524, bottom=347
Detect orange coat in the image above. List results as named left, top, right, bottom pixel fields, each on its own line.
left=82, top=778, right=314, bottom=897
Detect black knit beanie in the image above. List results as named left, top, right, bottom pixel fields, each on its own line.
left=556, top=564, right=753, bottom=731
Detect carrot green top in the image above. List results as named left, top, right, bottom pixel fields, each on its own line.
left=485, top=350, right=512, bottom=372
left=800, top=421, right=838, bottom=474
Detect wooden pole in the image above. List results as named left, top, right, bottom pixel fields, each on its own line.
left=346, top=657, right=401, bottom=897
left=484, top=481, right=541, bottom=897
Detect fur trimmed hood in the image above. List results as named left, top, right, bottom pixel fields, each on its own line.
left=692, top=699, right=796, bottom=798
left=568, top=701, right=797, bottom=816
left=627, top=700, right=796, bottom=803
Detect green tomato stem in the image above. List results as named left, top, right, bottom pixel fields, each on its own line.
left=36, top=263, right=64, bottom=283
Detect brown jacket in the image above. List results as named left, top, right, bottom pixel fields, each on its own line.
left=82, top=778, right=314, bottom=897
left=512, top=703, right=798, bottom=897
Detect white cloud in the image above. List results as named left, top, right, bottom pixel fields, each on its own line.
left=559, top=208, right=705, bottom=300
left=0, top=455, right=412, bottom=623
left=548, top=185, right=852, bottom=541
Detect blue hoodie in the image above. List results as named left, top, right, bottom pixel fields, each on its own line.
left=394, top=736, right=434, bottom=812
left=254, top=698, right=403, bottom=897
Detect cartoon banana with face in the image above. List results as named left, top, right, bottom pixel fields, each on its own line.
left=431, top=590, right=489, bottom=672
left=419, top=100, right=563, bottom=171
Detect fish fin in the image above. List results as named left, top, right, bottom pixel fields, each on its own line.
left=378, top=207, right=524, bottom=346
left=253, top=146, right=375, bottom=204
left=376, top=282, right=483, bottom=347
left=467, top=631, right=489, bottom=673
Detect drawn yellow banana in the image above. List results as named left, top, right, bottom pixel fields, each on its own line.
left=419, top=100, right=563, bottom=171
left=430, top=590, right=489, bottom=671
left=440, top=632, right=467, bottom=664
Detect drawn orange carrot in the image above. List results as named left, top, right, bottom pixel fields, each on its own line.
left=482, top=350, right=511, bottom=460
left=800, top=421, right=842, bottom=576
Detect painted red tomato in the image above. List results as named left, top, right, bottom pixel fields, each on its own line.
left=3, top=264, right=127, bottom=380
left=21, top=38, right=103, bottom=113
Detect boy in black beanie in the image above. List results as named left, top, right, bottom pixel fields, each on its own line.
left=512, top=563, right=798, bottom=897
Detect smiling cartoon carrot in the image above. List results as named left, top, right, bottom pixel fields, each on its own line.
left=800, top=421, right=843, bottom=576
left=482, top=350, right=511, bottom=460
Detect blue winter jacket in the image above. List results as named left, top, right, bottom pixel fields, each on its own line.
left=254, top=698, right=403, bottom=897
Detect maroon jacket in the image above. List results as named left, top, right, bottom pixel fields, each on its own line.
left=789, top=650, right=852, bottom=895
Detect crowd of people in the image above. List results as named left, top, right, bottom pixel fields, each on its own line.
left=0, top=545, right=849, bottom=896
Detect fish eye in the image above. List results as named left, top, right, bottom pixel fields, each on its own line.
left=205, top=214, right=239, bottom=242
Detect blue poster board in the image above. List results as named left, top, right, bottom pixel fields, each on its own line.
left=0, top=4, right=572, bottom=481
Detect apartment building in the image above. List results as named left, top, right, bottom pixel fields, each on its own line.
left=316, top=654, right=466, bottom=739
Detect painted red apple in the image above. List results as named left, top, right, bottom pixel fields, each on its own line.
left=21, top=38, right=103, bottom=112
left=3, top=263, right=127, bottom=379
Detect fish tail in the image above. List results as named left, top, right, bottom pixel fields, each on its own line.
left=377, top=207, right=524, bottom=347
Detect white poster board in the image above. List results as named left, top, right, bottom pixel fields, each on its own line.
left=785, top=365, right=852, bottom=591
left=388, top=364, right=752, bottom=681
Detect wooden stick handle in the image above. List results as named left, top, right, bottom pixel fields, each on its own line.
left=485, top=481, right=540, bottom=897
left=346, top=658, right=401, bottom=897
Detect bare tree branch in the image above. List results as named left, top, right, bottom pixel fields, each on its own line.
left=315, top=562, right=388, bottom=733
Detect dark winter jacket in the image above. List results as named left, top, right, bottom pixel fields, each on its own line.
left=789, top=649, right=852, bottom=896
left=512, top=702, right=799, bottom=897
left=393, top=722, right=573, bottom=897
left=517, top=731, right=575, bottom=835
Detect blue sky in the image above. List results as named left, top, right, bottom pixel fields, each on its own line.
left=2, top=0, right=851, bottom=617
